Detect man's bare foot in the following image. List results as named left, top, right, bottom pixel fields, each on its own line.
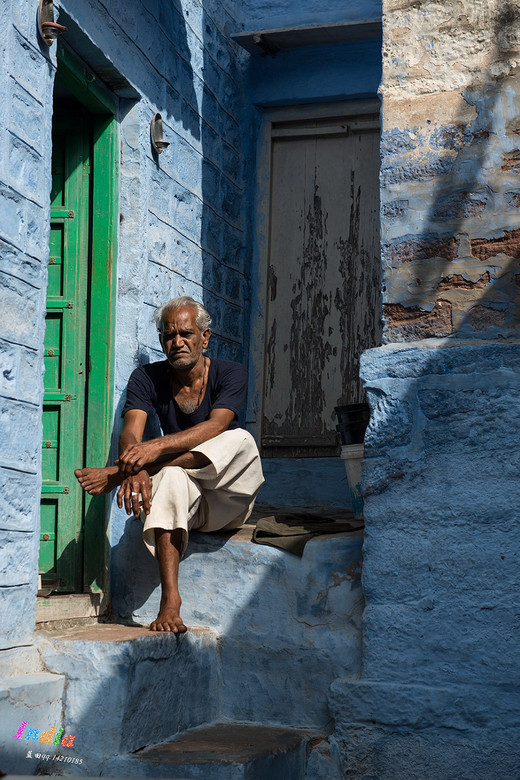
left=74, top=465, right=121, bottom=495
left=150, top=599, right=187, bottom=633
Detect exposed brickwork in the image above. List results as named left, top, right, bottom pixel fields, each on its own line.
left=384, top=235, right=459, bottom=265
left=383, top=300, right=453, bottom=341
left=469, top=304, right=506, bottom=331
left=471, top=229, right=520, bottom=262
left=437, top=271, right=491, bottom=291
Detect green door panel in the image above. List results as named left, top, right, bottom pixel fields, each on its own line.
left=40, top=113, right=90, bottom=593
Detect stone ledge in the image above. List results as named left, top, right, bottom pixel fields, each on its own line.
left=361, top=338, right=520, bottom=381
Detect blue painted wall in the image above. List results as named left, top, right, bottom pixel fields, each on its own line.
left=0, top=0, right=52, bottom=651
left=331, top=340, right=520, bottom=778
left=0, top=0, right=252, bottom=749
left=240, top=0, right=381, bottom=32
left=249, top=40, right=382, bottom=108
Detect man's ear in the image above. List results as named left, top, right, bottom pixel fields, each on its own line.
left=202, top=328, right=211, bottom=349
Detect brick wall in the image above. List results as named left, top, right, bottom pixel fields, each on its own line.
left=380, top=0, right=520, bottom=342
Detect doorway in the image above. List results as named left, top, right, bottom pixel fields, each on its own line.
left=252, top=102, right=382, bottom=460
left=39, top=44, right=118, bottom=598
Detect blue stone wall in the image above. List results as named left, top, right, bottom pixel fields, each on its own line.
left=240, top=0, right=381, bottom=32
left=332, top=341, right=520, bottom=778
left=380, top=1, right=520, bottom=342
left=0, top=0, right=52, bottom=650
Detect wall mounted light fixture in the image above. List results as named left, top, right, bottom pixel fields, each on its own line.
left=150, top=113, right=170, bottom=154
left=38, top=0, right=68, bottom=46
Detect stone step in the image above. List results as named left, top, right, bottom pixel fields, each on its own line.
left=103, top=723, right=314, bottom=780
left=113, top=519, right=364, bottom=729
left=36, top=624, right=221, bottom=773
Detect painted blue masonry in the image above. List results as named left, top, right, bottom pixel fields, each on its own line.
left=0, top=0, right=52, bottom=650
left=249, top=40, right=382, bottom=108
left=331, top=341, right=520, bottom=778
left=0, top=0, right=252, bottom=768
left=240, top=0, right=381, bottom=32
left=335, top=1, right=520, bottom=776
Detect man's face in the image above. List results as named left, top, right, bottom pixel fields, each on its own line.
left=159, top=306, right=210, bottom=371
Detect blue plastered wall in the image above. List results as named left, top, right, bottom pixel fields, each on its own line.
left=0, top=0, right=53, bottom=653
left=330, top=1, right=520, bottom=776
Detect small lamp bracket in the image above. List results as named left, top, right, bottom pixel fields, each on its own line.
left=150, top=113, right=170, bottom=155
left=38, top=0, right=68, bottom=46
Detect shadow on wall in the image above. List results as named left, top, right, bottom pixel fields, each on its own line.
left=200, top=0, right=248, bottom=364
left=365, top=0, right=520, bottom=492
left=381, top=2, right=520, bottom=344
left=362, top=1, right=520, bottom=530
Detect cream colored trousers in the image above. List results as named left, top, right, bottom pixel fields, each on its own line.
left=141, top=428, right=264, bottom=557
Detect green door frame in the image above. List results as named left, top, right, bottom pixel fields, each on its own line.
left=55, top=42, right=119, bottom=593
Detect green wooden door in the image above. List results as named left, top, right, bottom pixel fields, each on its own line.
left=39, top=113, right=91, bottom=593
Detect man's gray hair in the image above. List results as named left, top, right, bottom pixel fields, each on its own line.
left=154, top=296, right=212, bottom=333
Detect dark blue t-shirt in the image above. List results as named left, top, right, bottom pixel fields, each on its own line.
left=122, top=358, right=247, bottom=434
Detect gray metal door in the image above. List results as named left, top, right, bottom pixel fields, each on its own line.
left=262, top=113, right=381, bottom=457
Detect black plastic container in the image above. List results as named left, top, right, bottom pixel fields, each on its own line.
left=334, top=403, right=370, bottom=445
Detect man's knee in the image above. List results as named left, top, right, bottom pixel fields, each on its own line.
left=151, top=465, right=190, bottom=494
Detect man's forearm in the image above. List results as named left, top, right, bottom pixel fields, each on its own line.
left=146, top=450, right=211, bottom=476
left=151, top=419, right=228, bottom=458
left=119, top=429, right=141, bottom=456
left=117, top=409, right=235, bottom=477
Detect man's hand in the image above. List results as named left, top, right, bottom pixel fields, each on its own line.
left=117, top=470, right=153, bottom=517
left=117, top=440, right=164, bottom=477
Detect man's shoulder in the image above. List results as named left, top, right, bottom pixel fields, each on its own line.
left=131, top=359, right=169, bottom=379
left=129, top=359, right=169, bottom=391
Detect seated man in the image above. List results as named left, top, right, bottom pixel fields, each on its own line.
left=75, top=296, right=264, bottom=634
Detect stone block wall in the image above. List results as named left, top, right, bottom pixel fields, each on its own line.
left=332, top=341, right=520, bottom=778
left=380, top=0, right=520, bottom=342
left=0, top=0, right=52, bottom=650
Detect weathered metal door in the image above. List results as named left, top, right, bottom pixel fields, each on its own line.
left=39, top=111, right=90, bottom=592
left=262, top=113, right=381, bottom=457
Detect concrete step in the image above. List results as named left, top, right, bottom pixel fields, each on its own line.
left=103, top=723, right=314, bottom=780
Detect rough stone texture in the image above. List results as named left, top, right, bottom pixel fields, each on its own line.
left=0, top=0, right=49, bottom=655
left=381, top=0, right=520, bottom=341
left=332, top=340, right=520, bottom=778
left=383, top=299, right=453, bottom=341
left=37, top=627, right=221, bottom=774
